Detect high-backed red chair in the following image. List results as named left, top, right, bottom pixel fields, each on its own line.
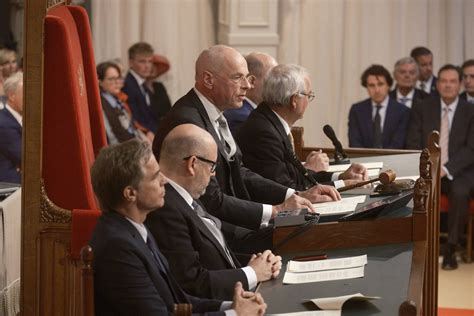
left=440, top=196, right=474, bottom=262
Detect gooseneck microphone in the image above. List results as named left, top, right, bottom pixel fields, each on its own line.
left=323, top=125, right=350, bottom=165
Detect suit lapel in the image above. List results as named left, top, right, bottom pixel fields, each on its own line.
left=361, top=101, right=374, bottom=145
left=383, top=99, right=396, bottom=143
left=126, top=72, right=147, bottom=106
left=449, top=100, right=467, bottom=148
left=4, top=107, right=22, bottom=131
left=259, top=104, right=292, bottom=152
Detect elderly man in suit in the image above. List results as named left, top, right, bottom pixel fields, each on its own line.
left=236, top=64, right=368, bottom=191
left=146, top=124, right=281, bottom=300
left=224, top=52, right=277, bottom=136
left=460, top=59, right=474, bottom=104
left=0, top=72, right=23, bottom=183
left=411, top=46, right=438, bottom=96
left=389, top=57, right=430, bottom=109
left=348, top=64, right=410, bottom=149
left=153, top=45, right=340, bottom=242
left=407, top=64, right=474, bottom=270
left=89, top=139, right=267, bottom=315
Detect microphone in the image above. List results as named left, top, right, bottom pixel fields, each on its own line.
left=323, top=125, right=350, bottom=165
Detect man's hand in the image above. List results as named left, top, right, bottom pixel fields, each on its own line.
left=338, top=163, right=368, bottom=181
left=247, top=250, right=282, bottom=281
left=232, top=282, right=267, bottom=316
left=272, top=194, right=316, bottom=218
left=299, top=184, right=341, bottom=203
left=305, top=150, right=329, bottom=172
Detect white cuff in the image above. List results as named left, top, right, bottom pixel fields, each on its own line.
left=261, top=204, right=272, bottom=228
left=241, top=266, right=258, bottom=290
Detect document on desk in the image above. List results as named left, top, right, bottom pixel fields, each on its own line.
left=287, top=254, right=367, bottom=273
left=312, top=196, right=366, bottom=216
left=283, top=266, right=365, bottom=284
left=327, top=162, right=383, bottom=173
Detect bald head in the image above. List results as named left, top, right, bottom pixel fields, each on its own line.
left=194, top=45, right=251, bottom=111
left=245, top=52, right=278, bottom=105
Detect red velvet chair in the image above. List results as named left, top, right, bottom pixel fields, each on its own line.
left=440, top=195, right=474, bottom=262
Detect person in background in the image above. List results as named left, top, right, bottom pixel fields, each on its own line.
left=0, top=72, right=23, bottom=183
left=0, top=48, right=19, bottom=104
left=410, top=46, right=438, bottom=96
left=145, top=54, right=173, bottom=123
left=348, top=64, right=409, bottom=149
left=389, top=57, right=430, bottom=109
left=460, top=59, right=474, bottom=104
left=97, top=61, right=152, bottom=144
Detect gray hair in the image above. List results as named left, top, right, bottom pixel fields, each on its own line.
left=262, top=64, right=308, bottom=106
left=394, top=57, right=419, bottom=76
left=3, top=72, right=23, bottom=96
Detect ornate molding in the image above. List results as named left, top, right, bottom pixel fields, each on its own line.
left=419, top=148, right=432, bottom=180
left=47, top=0, right=66, bottom=10
left=413, top=177, right=428, bottom=214
left=40, top=179, right=72, bottom=224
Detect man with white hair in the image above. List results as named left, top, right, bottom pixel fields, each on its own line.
left=389, top=57, right=429, bottom=109
left=0, top=71, right=23, bottom=183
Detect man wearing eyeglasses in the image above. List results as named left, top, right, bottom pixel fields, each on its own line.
left=146, top=124, right=281, bottom=300
left=153, top=45, right=340, bottom=254
left=237, top=64, right=368, bottom=191
left=348, top=64, right=410, bottom=149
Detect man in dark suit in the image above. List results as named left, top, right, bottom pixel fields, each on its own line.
left=153, top=45, right=339, bottom=234
left=411, top=46, right=438, bottom=96
left=348, top=64, right=410, bottom=149
left=89, top=139, right=267, bottom=315
left=122, top=42, right=159, bottom=133
left=407, top=64, right=474, bottom=270
left=460, top=59, right=474, bottom=104
left=224, top=52, right=277, bottom=136
left=390, top=57, right=430, bottom=109
left=146, top=124, right=281, bottom=300
left=237, top=64, right=368, bottom=191
left=0, top=72, right=22, bottom=183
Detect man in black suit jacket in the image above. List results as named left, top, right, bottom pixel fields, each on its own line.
left=407, top=64, right=474, bottom=270
left=460, top=59, right=474, bottom=104
left=146, top=124, right=281, bottom=300
left=411, top=46, right=438, bottom=97
left=153, top=45, right=339, bottom=233
left=89, top=139, right=267, bottom=315
left=390, top=57, right=430, bottom=109
left=237, top=64, right=368, bottom=191
left=348, top=64, right=410, bottom=149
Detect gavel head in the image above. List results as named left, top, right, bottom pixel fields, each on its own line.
left=378, top=169, right=396, bottom=185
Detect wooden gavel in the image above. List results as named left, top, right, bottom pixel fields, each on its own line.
left=337, top=169, right=396, bottom=193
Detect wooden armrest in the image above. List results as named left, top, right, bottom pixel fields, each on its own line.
left=174, top=303, right=192, bottom=316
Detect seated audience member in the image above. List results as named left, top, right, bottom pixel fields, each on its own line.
left=0, top=72, right=23, bottom=184
left=144, top=54, right=173, bottom=123
left=0, top=48, right=19, bottom=104
left=224, top=52, right=276, bottom=136
left=97, top=62, right=151, bottom=144
left=406, top=64, right=474, bottom=270
left=348, top=64, right=409, bottom=149
left=460, top=59, right=474, bottom=104
left=89, top=139, right=267, bottom=315
left=410, top=46, right=438, bottom=96
left=153, top=45, right=340, bottom=236
left=122, top=42, right=159, bottom=133
left=146, top=124, right=281, bottom=300
left=237, top=64, right=368, bottom=191
left=389, top=57, right=430, bottom=109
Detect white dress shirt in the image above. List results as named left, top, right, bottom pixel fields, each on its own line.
left=372, top=95, right=389, bottom=130
left=396, top=88, right=415, bottom=108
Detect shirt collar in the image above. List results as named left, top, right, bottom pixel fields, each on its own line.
left=166, top=178, right=194, bottom=208
left=5, top=103, right=22, bottom=126
left=371, top=95, right=389, bottom=107
left=271, top=109, right=291, bottom=135
left=129, top=69, right=146, bottom=86
left=441, top=97, right=459, bottom=113
left=245, top=97, right=258, bottom=109
left=396, top=88, right=415, bottom=101
left=467, top=93, right=474, bottom=103
left=125, top=216, right=148, bottom=243
left=193, top=87, right=223, bottom=124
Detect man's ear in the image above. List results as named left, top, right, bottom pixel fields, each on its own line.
left=203, top=71, right=214, bottom=89
left=184, top=156, right=197, bottom=176
left=123, top=186, right=137, bottom=203
left=290, top=94, right=298, bottom=110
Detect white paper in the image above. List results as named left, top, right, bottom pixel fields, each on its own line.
left=367, top=169, right=380, bottom=177
left=287, top=255, right=367, bottom=273
left=310, top=293, right=381, bottom=310
left=268, top=311, right=340, bottom=316
left=312, top=196, right=366, bottom=216
left=283, top=266, right=365, bottom=284
left=327, top=162, right=383, bottom=173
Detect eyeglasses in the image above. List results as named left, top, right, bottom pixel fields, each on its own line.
left=183, top=155, right=217, bottom=173
left=299, top=92, right=315, bottom=102
left=104, top=76, right=124, bottom=83
left=212, top=72, right=256, bottom=85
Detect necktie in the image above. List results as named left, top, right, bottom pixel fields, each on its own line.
left=141, top=83, right=151, bottom=106
left=440, top=107, right=450, bottom=166
left=420, top=81, right=426, bottom=92
left=192, top=201, right=236, bottom=268
left=373, top=104, right=383, bottom=148
left=216, top=115, right=237, bottom=159
left=288, top=132, right=295, bottom=152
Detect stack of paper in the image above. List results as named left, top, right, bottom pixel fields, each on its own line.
left=312, top=195, right=366, bottom=216
left=327, top=162, right=383, bottom=174
left=283, top=255, right=367, bottom=285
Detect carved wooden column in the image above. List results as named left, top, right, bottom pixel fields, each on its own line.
left=217, top=0, right=279, bottom=57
